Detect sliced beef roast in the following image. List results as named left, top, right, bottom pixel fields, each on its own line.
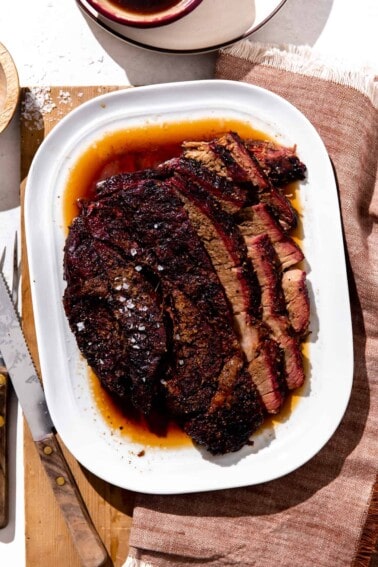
left=237, top=203, right=304, bottom=270
left=64, top=174, right=265, bottom=453
left=183, top=132, right=298, bottom=230
left=63, top=131, right=309, bottom=455
left=246, top=234, right=305, bottom=390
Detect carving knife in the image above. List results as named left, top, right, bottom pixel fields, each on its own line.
left=0, top=271, right=108, bottom=567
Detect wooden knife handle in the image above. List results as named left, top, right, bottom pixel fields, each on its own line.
left=0, top=369, right=9, bottom=529
left=36, top=433, right=108, bottom=567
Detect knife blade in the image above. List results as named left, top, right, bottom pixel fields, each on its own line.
left=0, top=271, right=108, bottom=567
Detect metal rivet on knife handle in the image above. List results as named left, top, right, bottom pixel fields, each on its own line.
left=36, top=433, right=108, bottom=567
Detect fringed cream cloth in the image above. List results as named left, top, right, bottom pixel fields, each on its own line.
left=125, top=42, right=378, bottom=567
left=224, top=41, right=378, bottom=108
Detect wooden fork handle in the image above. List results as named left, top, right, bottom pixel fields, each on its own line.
left=35, top=433, right=108, bottom=567
left=0, top=369, right=9, bottom=529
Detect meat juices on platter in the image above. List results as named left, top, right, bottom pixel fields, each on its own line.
left=63, top=131, right=309, bottom=455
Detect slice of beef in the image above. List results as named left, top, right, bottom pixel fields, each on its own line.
left=167, top=172, right=285, bottom=414
left=248, top=338, right=286, bottom=414
left=245, top=139, right=307, bottom=187
left=183, top=138, right=307, bottom=189
left=167, top=172, right=260, bottom=318
left=184, top=366, right=264, bottom=455
left=159, top=156, right=251, bottom=213
left=182, top=133, right=297, bottom=230
left=237, top=203, right=304, bottom=270
left=63, top=222, right=167, bottom=412
left=282, top=269, right=310, bottom=337
left=210, top=132, right=297, bottom=230
left=246, top=234, right=305, bottom=390
left=236, top=319, right=286, bottom=415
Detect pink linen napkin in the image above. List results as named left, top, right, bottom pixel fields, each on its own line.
left=126, top=42, right=378, bottom=567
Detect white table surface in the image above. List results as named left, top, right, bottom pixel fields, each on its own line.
left=0, top=0, right=377, bottom=564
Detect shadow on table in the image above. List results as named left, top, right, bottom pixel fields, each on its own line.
left=75, top=0, right=334, bottom=87
left=251, top=0, right=335, bottom=47
left=78, top=9, right=217, bottom=87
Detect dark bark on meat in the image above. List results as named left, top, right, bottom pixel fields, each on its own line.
left=63, top=220, right=167, bottom=412
left=160, top=156, right=250, bottom=213
left=209, top=132, right=298, bottom=230
left=95, top=168, right=161, bottom=199
left=245, top=139, right=307, bottom=187
left=184, top=366, right=264, bottom=455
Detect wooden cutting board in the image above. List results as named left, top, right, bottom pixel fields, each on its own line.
left=20, top=86, right=135, bottom=567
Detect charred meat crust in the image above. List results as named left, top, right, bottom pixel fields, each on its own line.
left=183, top=132, right=298, bottom=230
left=184, top=367, right=264, bottom=455
left=245, top=139, right=307, bottom=187
left=63, top=220, right=167, bottom=412
left=159, top=156, right=251, bottom=212
left=210, top=132, right=298, bottom=230
left=183, top=138, right=307, bottom=189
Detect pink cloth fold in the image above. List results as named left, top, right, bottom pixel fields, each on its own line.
left=127, top=42, right=378, bottom=567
